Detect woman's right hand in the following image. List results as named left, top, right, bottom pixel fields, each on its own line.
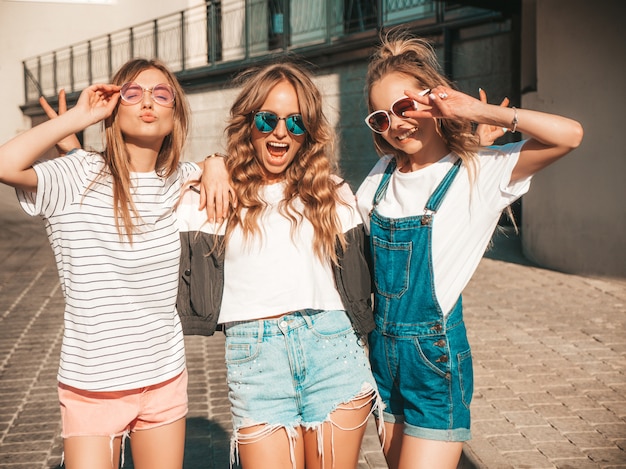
left=475, top=88, right=510, bottom=146
left=74, top=83, right=121, bottom=125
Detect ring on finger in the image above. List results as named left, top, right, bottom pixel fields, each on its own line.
left=438, top=92, right=448, bottom=99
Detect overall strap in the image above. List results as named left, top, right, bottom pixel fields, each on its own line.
left=371, top=157, right=397, bottom=208
left=424, top=158, right=462, bottom=213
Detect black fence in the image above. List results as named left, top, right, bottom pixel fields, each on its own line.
left=23, top=0, right=443, bottom=103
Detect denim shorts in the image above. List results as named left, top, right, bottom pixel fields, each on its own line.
left=224, top=309, right=379, bottom=431
left=369, top=307, right=473, bottom=442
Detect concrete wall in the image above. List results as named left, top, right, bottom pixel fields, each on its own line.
left=520, top=0, right=626, bottom=278
left=0, top=0, right=193, bottom=147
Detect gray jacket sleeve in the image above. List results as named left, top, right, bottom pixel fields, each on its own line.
left=177, top=230, right=224, bottom=336
left=332, top=224, right=375, bottom=339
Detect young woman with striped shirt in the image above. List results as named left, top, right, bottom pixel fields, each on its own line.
left=0, top=59, right=228, bottom=469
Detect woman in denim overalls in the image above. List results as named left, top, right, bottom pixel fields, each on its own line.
left=356, top=32, right=583, bottom=469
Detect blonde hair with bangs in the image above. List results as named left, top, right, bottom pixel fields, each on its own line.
left=225, top=61, right=346, bottom=264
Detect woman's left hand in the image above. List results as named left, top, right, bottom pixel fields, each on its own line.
left=199, top=154, right=235, bottom=223
left=475, top=89, right=510, bottom=146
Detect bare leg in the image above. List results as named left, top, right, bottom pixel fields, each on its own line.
left=303, top=392, right=373, bottom=469
left=381, top=420, right=404, bottom=469
left=63, top=435, right=122, bottom=469
left=384, top=429, right=463, bottom=469
left=130, top=417, right=186, bottom=469
left=237, top=424, right=305, bottom=469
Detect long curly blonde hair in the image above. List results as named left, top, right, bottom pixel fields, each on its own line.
left=224, top=61, right=346, bottom=264
left=101, top=58, right=190, bottom=241
left=365, top=31, right=479, bottom=177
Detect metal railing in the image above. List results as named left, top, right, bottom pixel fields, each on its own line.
left=23, top=0, right=437, bottom=104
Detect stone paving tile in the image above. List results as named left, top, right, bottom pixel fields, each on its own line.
left=1, top=185, right=625, bottom=468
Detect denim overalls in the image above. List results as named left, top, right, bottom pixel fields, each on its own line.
left=368, top=157, right=473, bottom=441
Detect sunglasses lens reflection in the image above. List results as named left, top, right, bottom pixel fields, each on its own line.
left=120, top=83, right=143, bottom=103
left=151, top=84, right=175, bottom=105
left=255, top=112, right=277, bottom=132
left=286, top=115, right=306, bottom=135
left=392, top=98, right=417, bottom=117
left=254, top=112, right=306, bottom=135
left=120, top=82, right=175, bottom=106
left=367, top=112, right=390, bottom=133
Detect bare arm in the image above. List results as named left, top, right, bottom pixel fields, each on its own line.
left=0, top=84, right=120, bottom=192
left=196, top=153, right=235, bottom=223
left=406, top=86, right=584, bottom=182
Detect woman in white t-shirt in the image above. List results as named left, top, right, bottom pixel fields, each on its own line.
left=356, top=32, right=583, bottom=469
left=0, top=59, right=227, bottom=469
left=211, top=61, right=381, bottom=469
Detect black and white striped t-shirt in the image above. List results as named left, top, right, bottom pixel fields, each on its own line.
left=18, top=150, right=201, bottom=391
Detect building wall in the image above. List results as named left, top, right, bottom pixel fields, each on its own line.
left=0, top=0, right=193, bottom=147
left=520, top=0, right=625, bottom=277
left=4, top=0, right=624, bottom=278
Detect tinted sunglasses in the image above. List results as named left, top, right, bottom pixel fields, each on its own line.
left=364, top=89, right=431, bottom=134
left=120, top=82, right=176, bottom=107
left=253, top=111, right=306, bottom=136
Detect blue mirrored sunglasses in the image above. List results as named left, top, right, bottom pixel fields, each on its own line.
left=253, top=111, right=306, bottom=136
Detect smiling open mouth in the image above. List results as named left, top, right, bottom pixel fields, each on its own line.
left=397, top=127, right=418, bottom=141
left=267, top=142, right=288, bottom=157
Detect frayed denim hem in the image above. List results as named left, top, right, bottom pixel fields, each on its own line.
left=230, top=382, right=384, bottom=469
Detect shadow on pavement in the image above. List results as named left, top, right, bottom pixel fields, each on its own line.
left=456, top=448, right=480, bottom=469
left=483, top=226, right=538, bottom=267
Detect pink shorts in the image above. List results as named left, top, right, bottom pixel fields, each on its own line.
left=58, top=370, right=188, bottom=438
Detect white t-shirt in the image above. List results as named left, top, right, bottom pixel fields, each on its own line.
left=356, top=141, right=531, bottom=316
left=17, top=150, right=201, bottom=391
left=219, top=178, right=360, bottom=323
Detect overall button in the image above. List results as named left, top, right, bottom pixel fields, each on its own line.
left=431, top=323, right=443, bottom=332
left=279, top=320, right=288, bottom=329
left=184, top=269, right=191, bottom=276
left=434, top=339, right=446, bottom=347
left=436, top=355, right=448, bottom=363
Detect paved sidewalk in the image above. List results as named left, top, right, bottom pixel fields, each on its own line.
left=0, top=181, right=625, bottom=468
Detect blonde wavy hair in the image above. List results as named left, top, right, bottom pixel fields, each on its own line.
left=100, top=58, right=190, bottom=241
left=224, top=61, right=346, bottom=264
left=365, top=31, right=480, bottom=178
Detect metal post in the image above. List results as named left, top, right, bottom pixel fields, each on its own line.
left=154, top=19, right=159, bottom=58
left=22, top=62, right=27, bottom=102
left=130, top=27, right=134, bottom=59
left=244, top=0, right=249, bottom=59
left=107, top=34, right=112, bottom=80
left=88, top=40, right=93, bottom=85
left=180, top=11, right=186, bottom=70
left=37, top=56, right=41, bottom=96
left=53, top=51, right=58, bottom=95
left=70, top=46, right=75, bottom=93
left=208, top=1, right=215, bottom=64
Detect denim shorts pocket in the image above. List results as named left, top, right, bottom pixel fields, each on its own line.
left=372, top=236, right=411, bottom=298
left=225, top=338, right=260, bottom=365
left=457, top=349, right=473, bottom=409
left=309, top=310, right=354, bottom=339
left=413, top=335, right=450, bottom=378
